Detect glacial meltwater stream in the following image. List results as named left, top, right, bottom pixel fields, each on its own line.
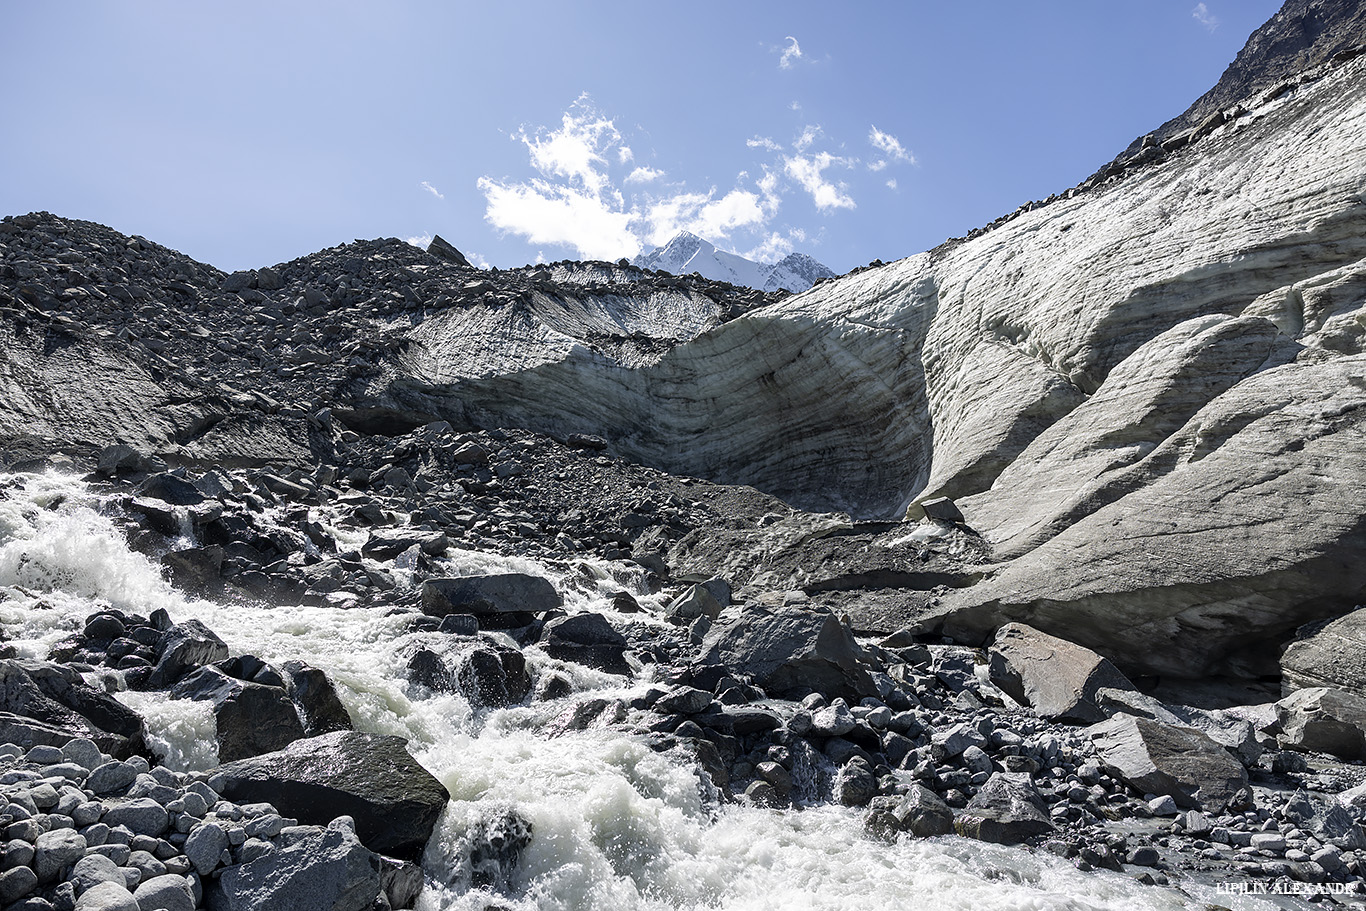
left=0, top=472, right=1289, bottom=910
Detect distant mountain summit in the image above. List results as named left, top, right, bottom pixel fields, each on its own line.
left=633, top=232, right=835, bottom=293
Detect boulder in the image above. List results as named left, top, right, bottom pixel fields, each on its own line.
left=0, top=660, right=145, bottom=757
left=455, top=645, right=531, bottom=707
left=953, top=772, right=1054, bottom=845
left=427, top=235, right=472, bottom=268
left=132, top=874, right=195, bottom=911
left=281, top=660, right=353, bottom=736
left=136, top=472, right=204, bottom=506
left=211, top=731, right=449, bottom=860
left=865, top=784, right=955, bottom=839
left=146, top=620, right=229, bottom=689
left=697, top=607, right=878, bottom=702
left=75, top=881, right=140, bottom=911
left=663, top=585, right=723, bottom=625
left=987, top=622, right=1137, bottom=723
left=1278, top=686, right=1366, bottom=760
left=361, top=529, right=449, bottom=560
left=421, top=574, right=561, bottom=626
left=538, top=613, right=629, bottom=675
left=1281, top=609, right=1366, bottom=694
left=170, top=665, right=305, bottom=762
left=1088, top=713, right=1248, bottom=811
left=212, top=818, right=382, bottom=911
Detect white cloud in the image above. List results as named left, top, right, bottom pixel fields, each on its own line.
left=779, top=36, right=802, bottom=69
left=789, top=101, right=802, bottom=112
left=868, top=126, right=914, bottom=167
left=419, top=181, right=444, bottom=200
left=745, top=227, right=810, bottom=264
left=478, top=95, right=865, bottom=263
left=784, top=152, right=855, bottom=211
left=1192, top=3, right=1218, bottom=31
left=405, top=234, right=433, bottom=248
left=479, top=176, right=641, bottom=260
left=886, top=178, right=897, bottom=190
left=625, top=166, right=665, bottom=184
left=643, top=189, right=768, bottom=247
left=794, top=124, right=821, bottom=152
left=466, top=250, right=492, bottom=269
left=518, top=101, right=621, bottom=196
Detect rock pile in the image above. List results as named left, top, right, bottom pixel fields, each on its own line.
left=0, top=736, right=424, bottom=911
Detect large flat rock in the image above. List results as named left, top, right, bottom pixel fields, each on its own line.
left=1089, top=713, right=1249, bottom=812
left=211, top=731, right=449, bottom=860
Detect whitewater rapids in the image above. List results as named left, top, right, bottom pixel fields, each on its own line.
left=0, top=471, right=1288, bottom=910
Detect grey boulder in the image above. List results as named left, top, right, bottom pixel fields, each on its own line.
left=133, top=874, right=195, bottom=911
left=538, top=613, right=630, bottom=675
left=987, top=622, right=1136, bottom=723
left=1281, top=610, right=1366, bottom=694
left=211, top=818, right=381, bottom=911
left=211, top=731, right=449, bottom=860
left=1278, top=686, right=1366, bottom=760
left=75, top=881, right=139, bottom=911
left=421, top=573, right=561, bottom=623
left=1088, top=713, right=1248, bottom=811
left=147, top=620, right=229, bottom=689
left=865, top=784, right=955, bottom=839
left=952, top=772, right=1054, bottom=844
left=170, top=664, right=305, bottom=762
left=697, top=607, right=878, bottom=701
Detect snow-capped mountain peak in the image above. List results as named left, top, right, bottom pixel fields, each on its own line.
left=633, top=233, right=835, bottom=292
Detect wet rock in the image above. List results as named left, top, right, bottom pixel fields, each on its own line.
left=97, top=445, right=155, bottom=478
left=654, top=686, right=711, bottom=715
left=169, top=665, right=305, bottom=762
left=146, top=621, right=229, bottom=689
left=421, top=574, right=561, bottom=625
left=1277, top=686, right=1366, bottom=759
left=663, top=585, right=722, bottom=625
left=456, top=645, right=530, bottom=708
left=808, top=699, right=857, bottom=737
left=953, top=773, right=1054, bottom=845
left=406, top=649, right=453, bottom=691
left=538, top=613, right=630, bottom=675
left=212, top=818, right=381, bottom=911
left=697, top=607, right=878, bottom=702
left=281, top=660, right=353, bottom=736
left=466, top=809, right=532, bottom=892
left=160, top=546, right=224, bottom=593
left=0, top=660, right=145, bottom=758
left=361, top=528, right=449, bottom=560
left=834, top=756, right=877, bottom=807
left=987, top=623, right=1136, bottom=723
left=135, top=473, right=204, bottom=506
left=211, top=731, right=449, bottom=860
left=865, top=785, right=955, bottom=839
left=1088, top=713, right=1248, bottom=811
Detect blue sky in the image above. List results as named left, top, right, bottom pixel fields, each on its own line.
left=1, top=1, right=1283, bottom=274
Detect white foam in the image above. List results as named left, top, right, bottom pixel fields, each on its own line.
left=0, top=472, right=1288, bottom=910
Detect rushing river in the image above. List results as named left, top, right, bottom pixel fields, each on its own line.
left=0, top=471, right=1292, bottom=910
